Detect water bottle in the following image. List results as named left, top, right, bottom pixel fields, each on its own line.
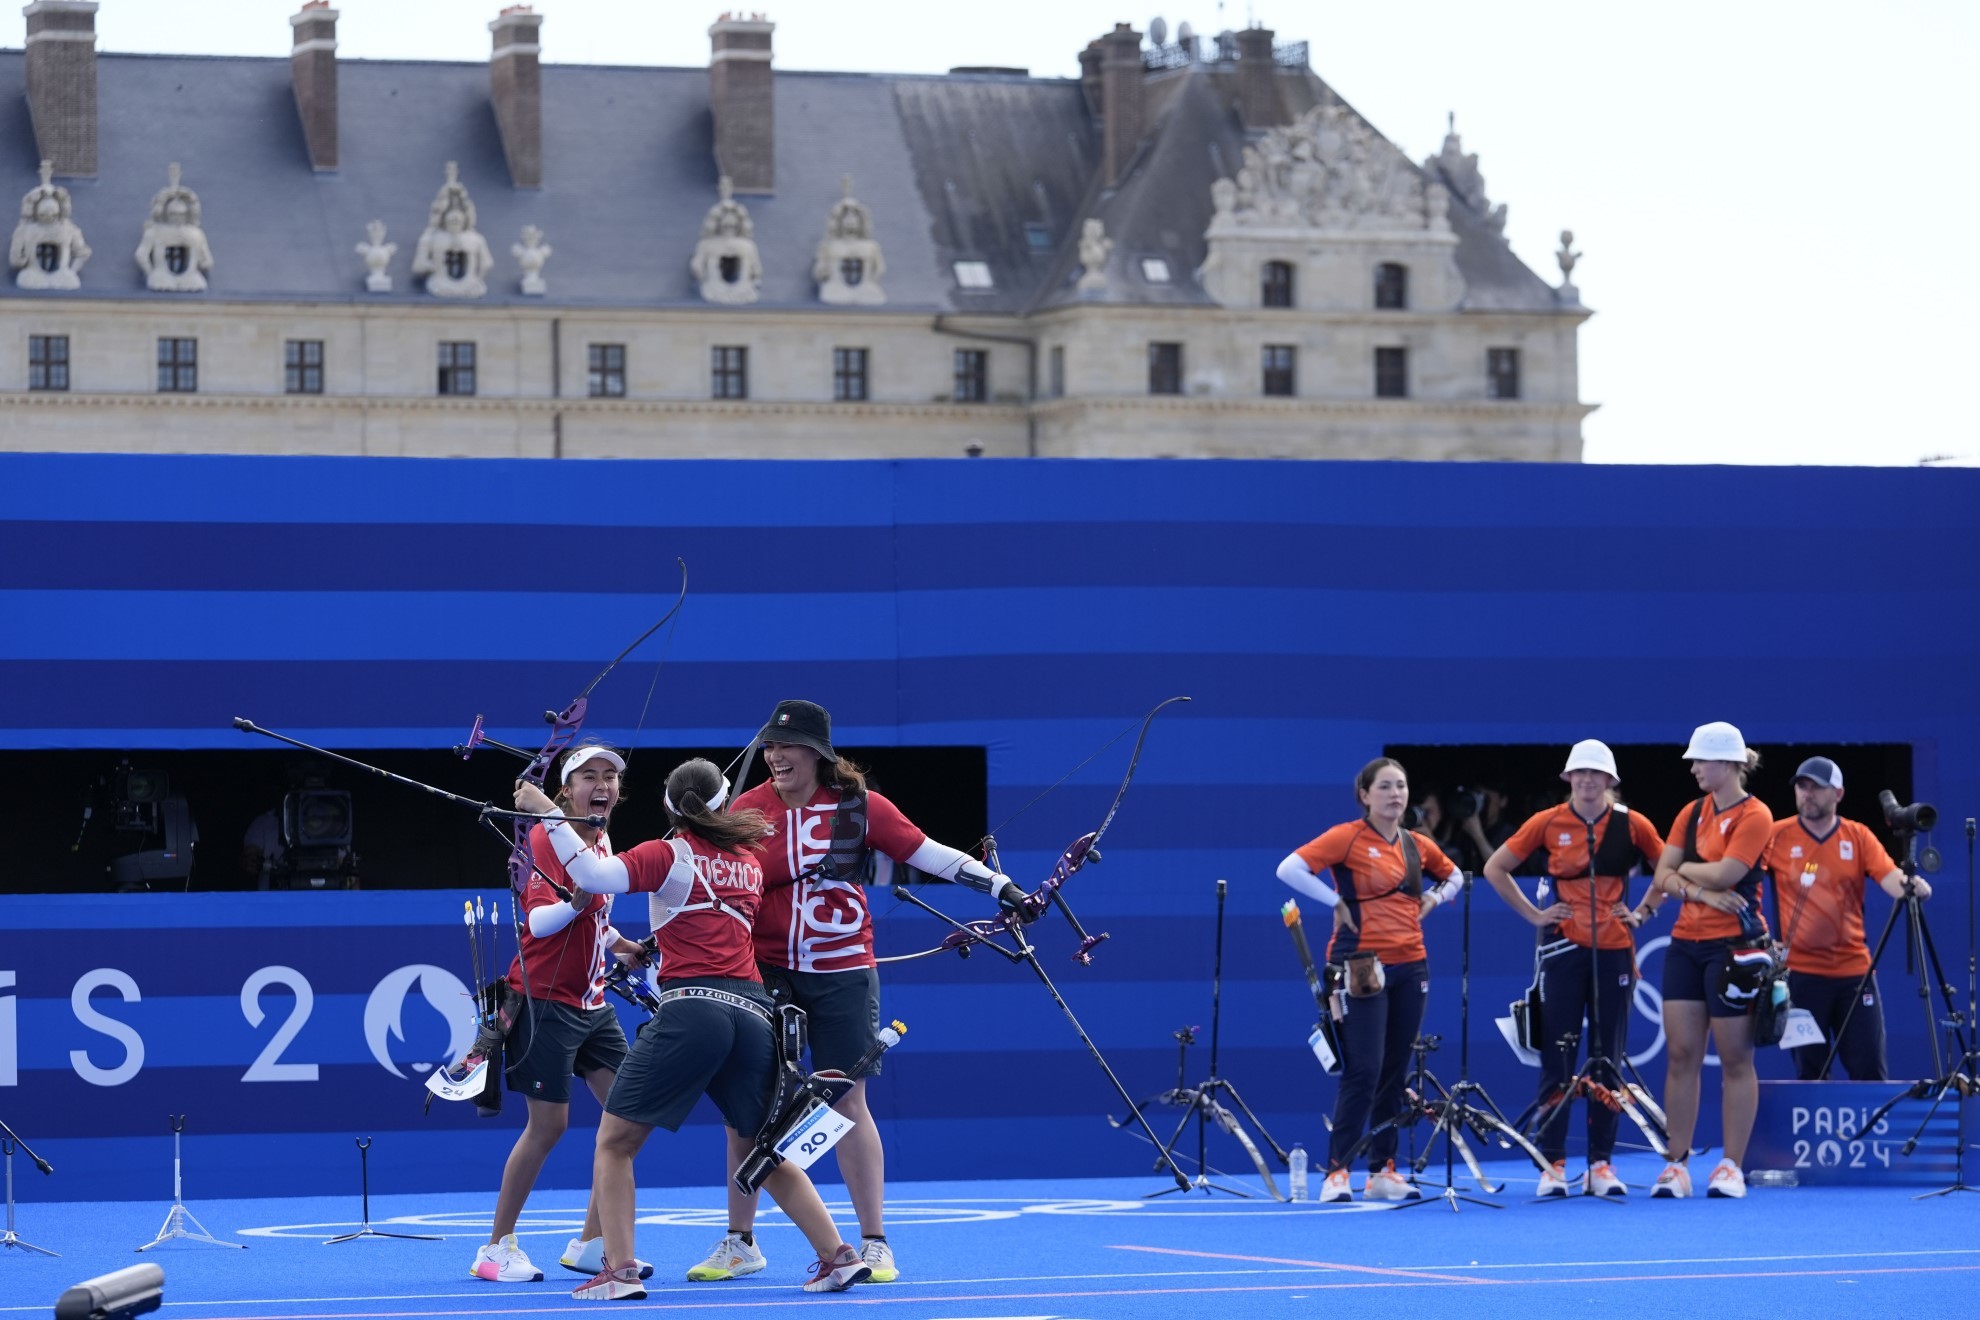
left=1288, top=1142, right=1309, bottom=1201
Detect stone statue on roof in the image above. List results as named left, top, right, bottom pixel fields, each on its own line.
left=1075, top=218, right=1111, bottom=293
left=513, top=225, right=552, bottom=296
left=356, top=220, right=396, bottom=292
left=691, top=176, right=762, bottom=304
left=1212, top=103, right=1442, bottom=233
left=813, top=176, right=886, bottom=305
left=134, top=163, right=215, bottom=292
left=411, top=162, right=494, bottom=298
left=1556, top=229, right=1583, bottom=304
left=1423, top=114, right=1507, bottom=234
left=10, top=161, right=91, bottom=290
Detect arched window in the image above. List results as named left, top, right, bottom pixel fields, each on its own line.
left=1374, top=262, right=1408, bottom=310
left=1261, top=260, right=1294, bottom=308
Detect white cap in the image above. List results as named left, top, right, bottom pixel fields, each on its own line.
left=1681, top=721, right=1749, bottom=763
left=560, top=746, right=627, bottom=785
left=1560, top=739, right=1620, bottom=783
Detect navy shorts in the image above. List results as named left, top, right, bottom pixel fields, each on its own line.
left=1661, top=937, right=1748, bottom=1018
left=504, top=999, right=628, bottom=1103
left=605, top=977, right=777, bottom=1134
left=758, top=963, right=883, bottom=1078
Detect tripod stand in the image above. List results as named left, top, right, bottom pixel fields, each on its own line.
left=324, top=1139, right=441, bottom=1244
left=1112, top=881, right=1288, bottom=1199
left=1392, top=872, right=1548, bottom=1212
left=1828, top=816, right=1973, bottom=1157
left=1910, top=817, right=1978, bottom=1201
left=137, top=1116, right=243, bottom=1250
left=0, top=1117, right=56, bottom=1256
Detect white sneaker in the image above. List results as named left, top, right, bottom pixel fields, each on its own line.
left=1536, top=1159, right=1573, bottom=1198
left=1318, top=1167, right=1353, bottom=1203
left=561, top=1237, right=652, bottom=1279
left=859, top=1238, right=898, bottom=1283
left=1589, top=1161, right=1628, bottom=1198
left=802, top=1243, right=871, bottom=1293
left=686, top=1231, right=767, bottom=1282
left=471, top=1234, right=544, bottom=1282
left=1650, top=1162, right=1692, bottom=1198
left=1707, top=1158, right=1747, bottom=1199
left=1363, top=1161, right=1421, bottom=1201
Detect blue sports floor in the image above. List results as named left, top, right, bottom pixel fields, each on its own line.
left=4, top=1152, right=1978, bottom=1319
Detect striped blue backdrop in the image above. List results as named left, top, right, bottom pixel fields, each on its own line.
left=4, top=453, right=1977, bottom=1200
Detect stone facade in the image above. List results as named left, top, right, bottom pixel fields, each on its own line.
left=0, top=9, right=1592, bottom=461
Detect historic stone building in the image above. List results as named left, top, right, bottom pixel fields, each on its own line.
left=0, top=3, right=1592, bottom=460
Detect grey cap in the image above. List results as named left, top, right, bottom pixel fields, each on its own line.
left=1793, top=756, right=1843, bottom=789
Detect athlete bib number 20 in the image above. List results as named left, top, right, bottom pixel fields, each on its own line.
left=773, top=1097, right=856, bottom=1170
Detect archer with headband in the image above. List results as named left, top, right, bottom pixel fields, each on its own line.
left=471, top=746, right=652, bottom=1285
left=516, top=756, right=874, bottom=1299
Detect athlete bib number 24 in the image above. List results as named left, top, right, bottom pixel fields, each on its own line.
left=773, top=1097, right=856, bottom=1170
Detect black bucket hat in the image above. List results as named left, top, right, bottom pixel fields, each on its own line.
left=759, top=699, right=836, bottom=762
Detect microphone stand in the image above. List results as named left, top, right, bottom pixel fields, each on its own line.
left=0, top=1116, right=56, bottom=1256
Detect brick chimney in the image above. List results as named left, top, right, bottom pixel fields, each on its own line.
left=1077, top=39, right=1102, bottom=116
left=23, top=0, right=98, bottom=176
left=708, top=13, right=774, bottom=194
left=1098, top=23, right=1144, bottom=187
left=489, top=6, right=543, bottom=188
left=290, top=3, right=338, bottom=171
left=1236, top=26, right=1286, bottom=129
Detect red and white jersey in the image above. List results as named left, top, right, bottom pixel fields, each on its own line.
left=505, top=824, right=616, bottom=1010
left=733, top=781, right=927, bottom=974
left=618, top=832, right=766, bottom=983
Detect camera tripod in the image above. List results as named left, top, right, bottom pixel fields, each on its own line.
left=1913, top=818, right=1980, bottom=1200
left=1111, top=880, right=1288, bottom=1198
left=0, top=1117, right=56, bottom=1256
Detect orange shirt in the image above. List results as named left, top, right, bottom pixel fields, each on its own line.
left=1665, top=794, right=1774, bottom=942
left=1502, top=803, right=1665, bottom=950
left=1763, top=817, right=1896, bottom=977
left=1297, top=820, right=1458, bottom=966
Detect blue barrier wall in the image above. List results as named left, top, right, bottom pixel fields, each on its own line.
left=3, top=454, right=1978, bottom=1201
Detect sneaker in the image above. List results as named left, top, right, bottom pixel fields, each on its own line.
left=802, top=1243, right=871, bottom=1293
left=1536, top=1159, right=1573, bottom=1198
left=1650, top=1162, right=1692, bottom=1199
left=686, top=1231, right=767, bottom=1282
left=1363, top=1161, right=1422, bottom=1202
left=471, top=1234, right=544, bottom=1282
left=1589, top=1161, right=1628, bottom=1198
left=1707, top=1158, right=1747, bottom=1199
left=561, top=1237, right=653, bottom=1280
left=859, top=1238, right=898, bottom=1283
left=572, top=1264, right=645, bottom=1301
left=1318, top=1167, right=1353, bottom=1203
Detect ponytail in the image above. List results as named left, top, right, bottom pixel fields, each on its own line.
left=664, top=758, right=769, bottom=853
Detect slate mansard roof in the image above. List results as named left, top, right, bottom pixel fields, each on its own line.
left=0, top=49, right=1564, bottom=314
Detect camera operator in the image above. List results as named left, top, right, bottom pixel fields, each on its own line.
left=1762, top=757, right=1926, bottom=1081
left=1482, top=740, right=1665, bottom=1197
left=1422, top=785, right=1512, bottom=876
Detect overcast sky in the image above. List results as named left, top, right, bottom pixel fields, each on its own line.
left=70, top=1, right=1980, bottom=466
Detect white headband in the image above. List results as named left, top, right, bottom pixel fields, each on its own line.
left=664, top=774, right=730, bottom=816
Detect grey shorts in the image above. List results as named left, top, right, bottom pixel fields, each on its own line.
left=505, top=999, right=628, bottom=1103
left=605, top=977, right=778, bottom=1134
left=758, top=963, right=883, bottom=1079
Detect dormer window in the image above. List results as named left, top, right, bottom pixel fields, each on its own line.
left=445, top=250, right=468, bottom=281
left=1261, top=260, right=1294, bottom=307
left=36, top=243, right=58, bottom=273
left=840, top=257, right=864, bottom=287
left=165, top=246, right=190, bottom=276
left=953, top=261, right=994, bottom=289
left=1141, top=258, right=1172, bottom=283
left=1375, top=262, right=1408, bottom=310
left=719, top=255, right=742, bottom=284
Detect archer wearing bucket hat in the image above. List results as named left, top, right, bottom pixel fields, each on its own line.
left=1761, top=755, right=1927, bottom=1081
left=1481, top=739, right=1665, bottom=1198
left=1639, top=721, right=1774, bottom=1202
left=711, top=700, right=1036, bottom=1286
